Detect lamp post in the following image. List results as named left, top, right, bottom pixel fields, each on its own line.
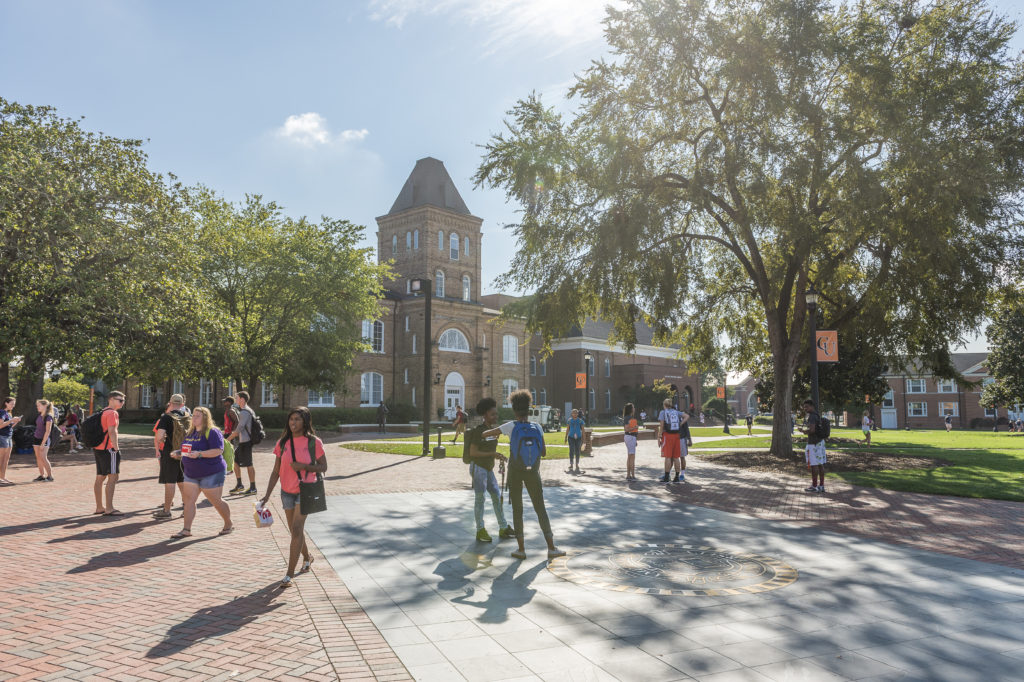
left=722, top=374, right=730, bottom=435
left=583, top=350, right=592, bottom=425
left=411, top=278, right=433, bottom=456
left=806, top=285, right=820, bottom=411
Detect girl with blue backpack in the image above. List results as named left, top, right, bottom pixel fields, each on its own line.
left=485, top=389, right=566, bottom=561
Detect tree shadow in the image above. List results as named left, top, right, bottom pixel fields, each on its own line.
left=144, top=584, right=284, bottom=659
left=451, top=559, right=548, bottom=623
left=67, top=535, right=216, bottom=573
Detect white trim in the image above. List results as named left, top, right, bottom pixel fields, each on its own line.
left=261, top=382, right=278, bottom=407
left=548, top=336, right=681, bottom=360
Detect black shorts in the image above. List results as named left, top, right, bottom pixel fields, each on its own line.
left=234, top=441, right=253, bottom=468
left=32, top=437, right=52, bottom=447
left=94, top=449, right=121, bottom=476
left=158, top=455, right=184, bottom=484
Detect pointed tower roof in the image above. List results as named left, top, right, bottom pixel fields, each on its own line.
left=388, top=157, right=471, bottom=216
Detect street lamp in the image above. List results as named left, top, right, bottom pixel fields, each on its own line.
left=583, top=350, right=592, bottom=424
left=806, top=284, right=820, bottom=411
left=411, top=278, right=433, bottom=456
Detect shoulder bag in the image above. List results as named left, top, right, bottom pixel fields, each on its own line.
left=294, top=436, right=327, bottom=515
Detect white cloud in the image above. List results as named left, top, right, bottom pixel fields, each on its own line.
left=368, top=0, right=623, bottom=55
left=277, top=112, right=369, bottom=147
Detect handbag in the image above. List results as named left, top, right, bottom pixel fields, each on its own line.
left=293, top=436, right=327, bottom=515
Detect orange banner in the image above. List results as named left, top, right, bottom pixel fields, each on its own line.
left=816, top=330, right=839, bottom=362
left=575, top=373, right=586, bottom=389
left=716, top=387, right=725, bottom=399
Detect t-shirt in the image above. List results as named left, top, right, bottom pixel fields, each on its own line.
left=454, top=409, right=465, bottom=425
left=181, top=427, right=226, bottom=479
left=98, top=408, right=119, bottom=450
left=862, top=416, right=871, bottom=428
left=236, top=406, right=253, bottom=443
left=464, top=424, right=498, bottom=470
left=156, top=409, right=188, bottom=458
left=34, top=414, right=54, bottom=440
left=567, top=418, right=584, bottom=439
left=658, top=409, right=684, bottom=434
left=273, top=435, right=326, bottom=494
left=66, top=412, right=79, bottom=426
left=223, top=407, right=238, bottom=437
left=624, top=417, right=639, bottom=435
left=745, top=415, right=753, bottom=425
left=805, top=412, right=822, bottom=445
left=0, top=410, right=12, bottom=437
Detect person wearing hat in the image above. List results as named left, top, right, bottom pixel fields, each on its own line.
left=153, top=394, right=191, bottom=518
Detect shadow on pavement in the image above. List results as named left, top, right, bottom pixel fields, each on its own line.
left=451, top=559, right=547, bottom=623
left=67, top=535, right=216, bottom=573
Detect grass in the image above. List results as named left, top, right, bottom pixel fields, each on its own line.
left=381, top=431, right=575, bottom=447
left=345, top=442, right=570, bottom=459
left=120, top=422, right=157, bottom=436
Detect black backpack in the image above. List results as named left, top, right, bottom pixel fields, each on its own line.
left=817, top=416, right=831, bottom=440
left=246, top=407, right=266, bottom=445
left=80, top=408, right=114, bottom=448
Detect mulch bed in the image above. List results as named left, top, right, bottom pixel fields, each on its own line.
left=693, top=448, right=952, bottom=475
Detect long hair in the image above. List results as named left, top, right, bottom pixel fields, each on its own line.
left=622, top=402, right=634, bottom=418
left=277, top=406, right=315, bottom=449
left=187, top=406, right=214, bottom=437
left=36, top=399, right=55, bottom=418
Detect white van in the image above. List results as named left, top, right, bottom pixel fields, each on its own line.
left=529, top=405, right=561, bottom=432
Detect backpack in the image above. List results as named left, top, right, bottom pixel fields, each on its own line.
left=666, top=410, right=681, bottom=431
left=245, top=407, right=266, bottom=445
left=817, top=416, right=831, bottom=440
left=80, top=408, right=113, bottom=449
left=510, top=421, right=544, bottom=469
left=166, top=410, right=191, bottom=451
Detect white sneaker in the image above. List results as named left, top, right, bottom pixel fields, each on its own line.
left=817, top=485, right=825, bottom=492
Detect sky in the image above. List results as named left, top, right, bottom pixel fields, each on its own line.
left=3, top=0, right=1021, bottom=353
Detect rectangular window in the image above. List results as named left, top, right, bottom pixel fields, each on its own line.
left=172, top=380, right=184, bottom=396
left=605, top=389, right=611, bottom=409
left=984, top=404, right=997, bottom=418
left=412, top=334, right=417, bottom=354
left=405, top=316, right=409, bottom=332
left=502, top=335, right=519, bottom=364
left=906, top=379, right=926, bottom=394
left=362, top=320, right=383, bottom=353
left=907, top=401, right=927, bottom=417
left=936, top=379, right=956, bottom=393
left=938, top=402, right=959, bottom=417
left=308, top=390, right=335, bottom=407
left=199, top=379, right=213, bottom=406
left=261, top=383, right=278, bottom=407
left=882, top=390, right=894, bottom=408
left=404, top=368, right=409, bottom=384
left=502, top=379, right=518, bottom=407
left=539, top=359, right=546, bottom=376
left=140, top=385, right=153, bottom=409
left=411, top=386, right=416, bottom=406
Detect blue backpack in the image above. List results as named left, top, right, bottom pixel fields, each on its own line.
left=510, top=421, right=545, bottom=469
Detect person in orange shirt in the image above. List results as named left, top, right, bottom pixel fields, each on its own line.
left=93, top=391, right=125, bottom=515
left=622, top=403, right=640, bottom=481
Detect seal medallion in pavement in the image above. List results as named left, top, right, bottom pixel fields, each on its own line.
left=548, top=544, right=798, bottom=596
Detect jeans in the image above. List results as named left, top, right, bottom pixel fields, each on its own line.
left=567, top=437, right=582, bottom=466
left=507, top=464, right=552, bottom=540
left=470, top=463, right=507, bottom=530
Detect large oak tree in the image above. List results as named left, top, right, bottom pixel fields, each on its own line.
left=476, top=0, right=1024, bottom=454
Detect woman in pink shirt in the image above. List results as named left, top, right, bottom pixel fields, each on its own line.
left=260, top=406, right=328, bottom=588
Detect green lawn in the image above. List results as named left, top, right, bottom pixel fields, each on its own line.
left=120, top=422, right=157, bottom=436
left=380, top=431, right=575, bottom=446
left=345, top=442, right=571, bottom=459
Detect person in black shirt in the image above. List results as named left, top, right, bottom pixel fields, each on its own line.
left=745, top=413, right=754, bottom=436
left=153, top=395, right=191, bottom=518
left=800, top=400, right=827, bottom=493
left=464, top=397, right=514, bottom=543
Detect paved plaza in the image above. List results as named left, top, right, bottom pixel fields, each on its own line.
left=1, top=434, right=1023, bottom=681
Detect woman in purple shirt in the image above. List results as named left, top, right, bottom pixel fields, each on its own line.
left=169, top=406, right=232, bottom=539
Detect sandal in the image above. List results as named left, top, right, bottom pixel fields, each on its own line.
left=102, top=509, right=123, bottom=516
left=218, top=526, right=234, bottom=536
left=170, top=529, right=192, bottom=539
left=300, top=558, right=313, bottom=573
left=280, top=576, right=293, bottom=588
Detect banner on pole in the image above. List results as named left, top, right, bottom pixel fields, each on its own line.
left=816, top=330, right=839, bottom=363
left=575, top=373, right=586, bottom=389
left=716, top=387, right=725, bottom=399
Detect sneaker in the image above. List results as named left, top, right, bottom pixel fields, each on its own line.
left=511, top=549, right=527, bottom=560
left=547, top=548, right=566, bottom=559
left=672, top=473, right=679, bottom=483
left=678, top=472, right=686, bottom=482
left=476, top=528, right=492, bottom=543
left=804, top=486, right=818, bottom=492
left=565, top=467, right=575, bottom=474
left=229, top=483, right=245, bottom=494
left=659, top=473, right=670, bottom=482
left=244, top=486, right=258, bottom=496
left=817, top=485, right=825, bottom=493
left=33, top=475, right=46, bottom=482
left=45, top=476, right=54, bottom=482
left=499, top=526, right=516, bottom=540
left=575, top=468, right=583, bottom=475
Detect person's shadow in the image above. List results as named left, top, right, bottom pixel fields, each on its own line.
left=67, top=536, right=215, bottom=573
left=450, top=559, right=547, bottom=624
left=145, top=584, right=284, bottom=658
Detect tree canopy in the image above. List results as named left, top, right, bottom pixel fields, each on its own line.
left=476, top=0, right=1024, bottom=454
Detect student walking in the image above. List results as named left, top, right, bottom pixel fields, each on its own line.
left=487, top=390, right=565, bottom=561
left=260, top=407, right=328, bottom=588
left=862, top=411, right=872, bottom=445
left=170, top=407, right=232, bottom=538
left=227, top=391, right=257, bottom=496
left=699, top=411, right=705, bottom=425
left=639, top=409, right=647, bottom=423
left=801, top=400, right=827, bottom=492
left=463, top=397, right=514, bottom=542
left=564, top=409, right=585, bottom=474
left=944, top=414, right=953, bottom=433
left=451, top=404, right=467, bottom=443
left=32, top=399, right=56, bottom=482
left=93, top=391, right=125, bottom=514
left=0, top=397, right=21, bottom=485
left=658, top=398, right=689, bottom=482
left=153, top=395, right=191, bottom=519
left=745, top=414, right=754, bottom=436
left=623, top=403, right=639, bottom=481
left=376, top=401, right=389, bottom=434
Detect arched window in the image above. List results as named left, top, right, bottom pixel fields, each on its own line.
left=539, top=359, right=547, bottom=376
left=391, top=235, right=397, bottom=255
left=464, top=236, right=470, bottom=256
left=438, top=328, right=470, bottom=353
left=435, top=270, right=445, bottom=298
left=462, top=275, right=471, bottom=302
left=605, top=389, right=611, bottom=409
left=604, top=357, right=611, bottom=377
left=588, top=388, right=596, bottom=409
left=361, top=319, right=384, bottom=353
left=413, top=229, right=419, bottom=250
left=502, top=379, right=519, bottom=407
left=531, top=388, right=537, bottom=404
left=530, top=356, right=537, bottom=376
left=540, top=388, right=547, bottom=405
left=438, top=230, right=444, bottom=251
left=450, top=232, right=459, bottom=260
left=360, top=372, right=383, bottom=406
left=406, top=231, right=412, bottom=251
left=588, top=355, right=596, bottom=376
left=502, top=335, right=519, bottom=364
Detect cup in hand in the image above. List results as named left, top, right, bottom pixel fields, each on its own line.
left=181, top=443, right=193, bottom=458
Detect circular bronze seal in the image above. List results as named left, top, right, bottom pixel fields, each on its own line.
left=548, top=544, right=798, bottom=596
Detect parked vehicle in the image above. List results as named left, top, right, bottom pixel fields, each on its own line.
left=529, top=405, right=561, bottom=432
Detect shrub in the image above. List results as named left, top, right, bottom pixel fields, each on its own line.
left=970, top=417, right=995, bottom=430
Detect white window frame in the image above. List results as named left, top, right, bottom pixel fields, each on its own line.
left=403, top=368, right=409, bottom=384
left=450, top=232, right=459, bottom=260
left=360, top=372, right=383, bottom=407
left=462, top=275, right=471, bottom=302
left=502, top=335, right=519, bottom=364
left=907, top=401, right=927, bottom=417
left=501, top=379, right=519, bottom=407
left=413, top=229, right=419, bottom=250
left=938, top=402, right=959, bottom=417
left=406, top=231, right=412, bottom=251
left=391, top=235, right=397, bottom=255
left=882, top=389, right=895, bottom=408
left=936, top=379, right=956, bottom=393
left=308, top=389, right=335, bottom=407
left=604, top=357, right=611, bottom=377
left=588, top=356, right=596, bottom=376
left=906, top=378, right=926, bottom=394
left=199, top=378, right=213, bottom=407
left=172, top=380, right=184, bottom=396
left=435, top=270, right=445, bottom=298
left=362, top=319, right=384, bottom=353
left=261, top=382, right=278, bottom=407
left=539, top=388, right=546, bottom=405
left=539, top=358, right=546, bottom=376
left=140, top=385, right=153, bottom=409
left=438, top=328, right=471, bottom=353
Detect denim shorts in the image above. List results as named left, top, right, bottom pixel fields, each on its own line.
left=0, top=435, right=11, bottom=449
left=183, top=469, right=226, bottom=489
left=281, top=490, right=300, bottom=510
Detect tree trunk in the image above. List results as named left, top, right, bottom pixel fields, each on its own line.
left=770, top=365, right=795, bottom=458
left=0, top=361, right=9, bottom=397
left=15, top=359, right=44, bottom=423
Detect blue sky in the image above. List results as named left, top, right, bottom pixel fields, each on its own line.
left=3, top=0, right=1020, bottom=351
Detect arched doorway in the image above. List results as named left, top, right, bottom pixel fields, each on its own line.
left=684, top=386, right=695, bottom=414
left=443, top=372, right=465, bottom=419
